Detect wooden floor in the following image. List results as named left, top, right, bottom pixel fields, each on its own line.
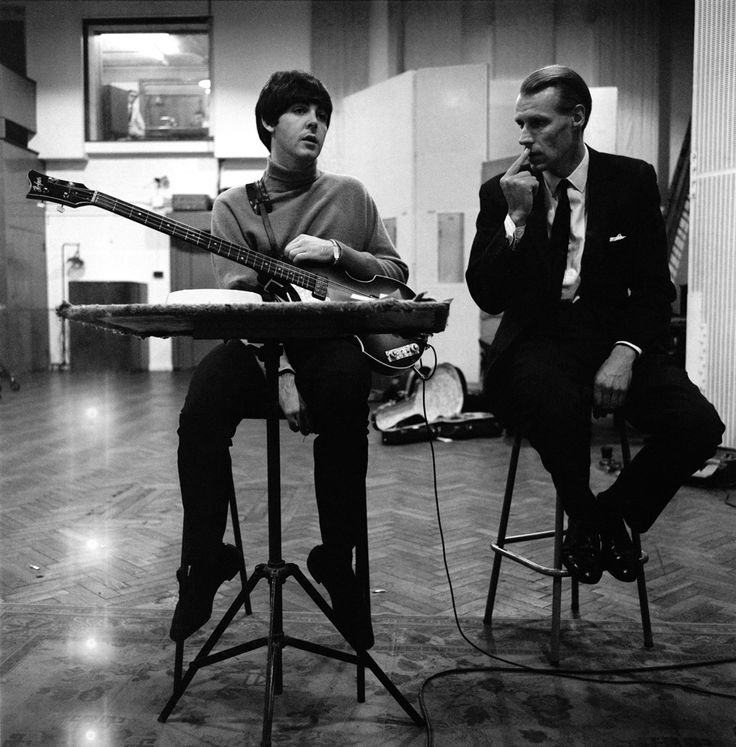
left=1, top=369, right=734, bottom=743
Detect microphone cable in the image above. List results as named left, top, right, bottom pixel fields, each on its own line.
left=410, top=356, right=736, bottom=745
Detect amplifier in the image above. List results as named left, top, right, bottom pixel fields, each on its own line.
left=172, top=194, right=213, bottom=211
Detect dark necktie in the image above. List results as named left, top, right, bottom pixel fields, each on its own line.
left=549, top=178, right=571, bottom=286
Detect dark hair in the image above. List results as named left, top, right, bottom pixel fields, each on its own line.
left=255, top=70, right=333, bottom=150
left=520, top=65, right=592, bottom=129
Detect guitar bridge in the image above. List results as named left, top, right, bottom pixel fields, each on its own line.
left=312, top=276, right=328, bottom=300
left=385, top=342, right=422, bottom=363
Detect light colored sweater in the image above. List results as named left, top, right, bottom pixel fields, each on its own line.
left=210, top=159, right=407, bottom=291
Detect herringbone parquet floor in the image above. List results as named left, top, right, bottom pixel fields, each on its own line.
left=1, top=369, right=734, bottom=744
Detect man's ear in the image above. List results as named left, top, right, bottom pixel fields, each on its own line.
left=571, top=104, right=586, bottom=131
left=261, top=118, right=275, bottom=133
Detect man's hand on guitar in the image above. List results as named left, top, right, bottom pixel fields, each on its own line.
left=283, top=234, right=335, bottom=265
left=279, top=373, right=312, bottom=435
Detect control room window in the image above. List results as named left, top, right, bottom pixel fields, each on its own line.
left=85, top=19, right=211, bottom=143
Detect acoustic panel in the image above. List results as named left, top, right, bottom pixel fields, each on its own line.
left=689, top=0, right=736, bottom=447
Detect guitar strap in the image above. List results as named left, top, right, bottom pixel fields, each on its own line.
left=245, top=179, right=298, bottom=301
left=245, top=180, right=280, bottom=257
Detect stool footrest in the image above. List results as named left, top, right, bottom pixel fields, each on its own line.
left=499, top=529, right=558, bottom=543
left=486, top=420, right=654, bottom=664
left=491, top=543, right=570, bottom=577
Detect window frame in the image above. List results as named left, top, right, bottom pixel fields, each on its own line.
left=83, top=16, right=212, bottom=147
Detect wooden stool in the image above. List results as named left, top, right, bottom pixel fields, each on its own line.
left=484, top=415, right=654, bottom=665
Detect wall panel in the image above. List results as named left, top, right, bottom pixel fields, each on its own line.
left=595, top=0, right=660, bottom=164
left=688, top=0, right=736, bottom=447
left=328, top=71, right=416, bottom=267
left=402, top=0, right=464, bottom=71
left=0, top=141, right=47, bottom=373
left=491, top=0, right=555, bottom=79
left=414, top=65, right=489, bottom=377
left=312, top=0, right=371, bottom=99
left=212, top=0, right=311, bottom=159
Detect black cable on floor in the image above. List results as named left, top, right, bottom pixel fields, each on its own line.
left=412, top=364, right=736, bottom=745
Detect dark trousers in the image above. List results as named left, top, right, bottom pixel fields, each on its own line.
left=177, top=337, right=372, bottom=566
left=493, top=308, right=724, bottom=532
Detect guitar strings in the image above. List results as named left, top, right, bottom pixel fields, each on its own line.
left=90, top=190, right=391, bottom=301
left=38, top=174, right=407, bottom=302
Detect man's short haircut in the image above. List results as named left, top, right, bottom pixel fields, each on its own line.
left=520, top=65, right=592, bottom=129
left=255, top=70, right=333, bottom=150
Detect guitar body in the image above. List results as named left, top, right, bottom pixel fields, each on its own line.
left=26, top=170, right=430, bottom=373
left=267, top=266, right=424, bottom=372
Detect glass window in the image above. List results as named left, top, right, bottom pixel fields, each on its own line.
left=85, top=19, right=211, bottom=143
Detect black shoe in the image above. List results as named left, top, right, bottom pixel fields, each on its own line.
left=599, top=510, right=639, bottom=582
left=562, top=518, right=602, bottom=584
left=169, top=543, right=242, bottom=641
left=307, top=545, right=374, bottom=650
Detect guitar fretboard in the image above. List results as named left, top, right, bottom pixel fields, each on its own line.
left=92, top=191, right=328, bottom=299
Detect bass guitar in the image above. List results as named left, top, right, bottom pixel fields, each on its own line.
left=26, top=170, right=428, bottom=373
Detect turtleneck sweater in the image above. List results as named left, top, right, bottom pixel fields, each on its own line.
left=210, top=159, right=408, bottom=292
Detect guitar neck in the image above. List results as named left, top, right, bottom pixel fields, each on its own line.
left=91, top=191, right=323, bottom=295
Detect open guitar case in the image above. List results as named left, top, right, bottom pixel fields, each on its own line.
left=372, top=362, right=502, bottom=445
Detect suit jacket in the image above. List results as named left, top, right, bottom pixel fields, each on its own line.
left=466, top=147, right=676, bottom=373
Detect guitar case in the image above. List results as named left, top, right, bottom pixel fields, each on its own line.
left=373, top=363, right=502, bottom=445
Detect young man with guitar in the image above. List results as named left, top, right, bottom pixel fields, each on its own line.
left=169, top=70, right=409, bottom=649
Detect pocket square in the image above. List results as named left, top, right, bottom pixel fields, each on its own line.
left=609, top=233, right=626, bottom=242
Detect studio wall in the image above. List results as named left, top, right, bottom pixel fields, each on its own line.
left=6, top=0, right=696, bottom=378
left=689, top=0, right=736, bottom=448
left=328, top=66, right=618, bottom=380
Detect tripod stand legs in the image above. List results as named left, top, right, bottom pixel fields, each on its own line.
left=161, top=340, right=423, bottom=741
left=158, top=559, right=424, bottom=743
left=262, top=565, right=284, bottom=744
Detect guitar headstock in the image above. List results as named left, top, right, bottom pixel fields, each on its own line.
left=26, top=170, right=94, bottom=208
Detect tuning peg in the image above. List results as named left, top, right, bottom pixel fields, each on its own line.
left=56, top=205, right=65, bottom=213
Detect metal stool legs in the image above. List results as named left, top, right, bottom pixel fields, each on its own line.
left=617, top=416, right=654, bottom=649
left=485, top=419, right=654, bottom=665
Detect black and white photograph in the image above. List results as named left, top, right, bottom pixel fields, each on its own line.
left=1, top=1, right=734, bottom=745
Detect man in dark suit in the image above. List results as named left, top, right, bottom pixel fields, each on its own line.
left=466, top=65, right=724, bottom=585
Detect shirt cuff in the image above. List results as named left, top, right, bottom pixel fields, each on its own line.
left=278, top=352, right=293, bottom=375
left=504, top=214, right=526, bottom=248
left=614, top=340, right=642, bottom=356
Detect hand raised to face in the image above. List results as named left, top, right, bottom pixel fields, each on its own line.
left=499, top=148, right=539, bottom=227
